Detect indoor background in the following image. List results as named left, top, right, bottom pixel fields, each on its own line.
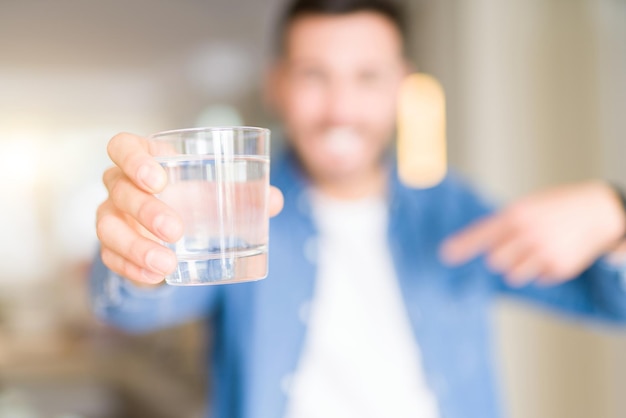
left=0, top=0, right=625, bottom=417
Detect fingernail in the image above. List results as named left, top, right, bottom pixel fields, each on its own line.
left=154, top=214, right=183, bottom=241
left=146, top=248, right=177, bottom=275
left=138, top=163, right=166, bottom=192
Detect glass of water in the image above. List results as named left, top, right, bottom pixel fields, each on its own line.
left=148, top=126, right=270, bottom=285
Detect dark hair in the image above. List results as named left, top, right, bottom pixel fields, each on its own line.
left=275, top=0, right=408, bottom=55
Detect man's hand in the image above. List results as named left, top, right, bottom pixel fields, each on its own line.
left=96, top=132, right=284, bottom=285
left=440, top=181, right=626, bottom=287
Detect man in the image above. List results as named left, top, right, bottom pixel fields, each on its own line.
left=91, top=0, right=626, bottom=417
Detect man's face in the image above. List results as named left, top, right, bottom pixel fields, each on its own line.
left=270, top=12, right=407, bottom=184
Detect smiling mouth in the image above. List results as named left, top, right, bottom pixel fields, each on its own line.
left=320, top=127, right=365, bottom=160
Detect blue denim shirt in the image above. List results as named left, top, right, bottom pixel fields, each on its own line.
left=90, top=152, right=626, bottom=418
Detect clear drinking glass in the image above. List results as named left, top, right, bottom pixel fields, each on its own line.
left=148, top=126, right=270, bottom=285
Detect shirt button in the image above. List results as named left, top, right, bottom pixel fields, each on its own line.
left=303, top=237, right=317, bottom=265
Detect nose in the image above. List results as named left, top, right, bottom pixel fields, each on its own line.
left=324, top=79, right=360, bottom=126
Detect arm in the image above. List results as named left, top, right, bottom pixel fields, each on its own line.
left=90, top=251, right=222, bottom=333
left=441, top=180, right=626, bottom=323
left=494, top=257, right=626, bottom=324
left=92, top=132, right=284, bottom=332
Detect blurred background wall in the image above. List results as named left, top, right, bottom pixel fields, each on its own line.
left=0, top=0, right=624, bottom=417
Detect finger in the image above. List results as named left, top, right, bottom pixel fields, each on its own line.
left=486, top=235, right=531, bottom=274
left=102, top=165, right=122, bottom=191
left=107, top=132, right=167, bottom=194
left=504, top=254, right=543, bottom=288
left=106, top=172, right=183, bottom=242
left=535, top=274, right=573, bottom=287
left=535, top=262, right=578, bottom=287
left=100, top=247, right=166, bottom=284
left=96, top=205, right=178, bottom=278
left=440, top=215, right=507, bottom=265
left=269, top=186, right=284, bottom=217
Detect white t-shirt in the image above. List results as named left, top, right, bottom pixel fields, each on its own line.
left=284, top=191, right=440, bottom=418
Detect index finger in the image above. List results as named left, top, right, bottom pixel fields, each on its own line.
left=440, top=214, right=506, bottom=266
left=107, top=132, right=167, bottom=194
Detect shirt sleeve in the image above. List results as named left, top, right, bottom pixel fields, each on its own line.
left=495, top=257, right=626, bottom=325
left=89, top=250, right=221, bottom=333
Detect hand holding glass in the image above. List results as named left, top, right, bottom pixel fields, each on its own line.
left=148, top=127, right=270, bottom=285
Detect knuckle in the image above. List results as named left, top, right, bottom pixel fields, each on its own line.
left=124, top=152, right=149, bottom=173
left=113, top=255, right=136, bottom=281
left=109, top=131, right=132, bottom=146
left=521, top=238, right=541, bottom=255
left=96, top=213, right=117, bottom=241
left=119, top=258, right=137, bottom=280
left=136, top=198, right=158, bottom=224
left=102, top=166, right=119, bottom=187
left=506, top=205, right=530, bottom=227
left=524, top=230, right=543, bottom=248
left=109, top=132, right=149, bottom=171
left=100, top=248, right=119, bottom=272
left=127, top=237, right=151, bottom=266
left=95, top=200, right=111, bottom=224
left=543, top=259, right=564, bottom=278
left=108, top=178, right=126, bottom=205
left=102, top=247, right=140, bottom=281
left=107, top=132, right=126, bottom=157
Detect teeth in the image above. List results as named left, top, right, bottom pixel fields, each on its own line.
left=322, top=128, right=362, bottom=158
